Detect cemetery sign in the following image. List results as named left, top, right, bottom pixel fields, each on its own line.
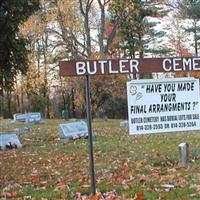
left=59, top=57, right=200, bottom=195
left=127, top=77, right=200, bottom=134
left=59, top=57, right=200, bottom=76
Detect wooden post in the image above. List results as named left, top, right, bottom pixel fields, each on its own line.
left=178, top=143, right=189, bottom=167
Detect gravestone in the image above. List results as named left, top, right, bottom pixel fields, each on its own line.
left=103, top=116, right=108, bottom=121
left=178, top=143, right=189, bottom=166
left=120, top=120, right=129, bottom=127
left=59, top=121, right=88, bottom=140
left=13, top=113, right=26, bottom=122
left=12, top=127, right=30, bottom=133
left=25, top=112, right=42, bottom=124
left=62, top=110, right=68, bottom=120
left=0, top=134, right=22, bottom=150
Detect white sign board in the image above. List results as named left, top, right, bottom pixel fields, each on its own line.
left=127, top=78, right=200, bottom=134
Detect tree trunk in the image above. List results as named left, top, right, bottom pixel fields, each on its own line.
left=46, top=96, right=50, bottom=119
left=21, top=88, right=24, bottom=112
left=20, top=76, right=24, bottom=113
left=42, top=33, right=50, bottom=118
left=16, top=93, right=20, bottom=112
left=0, top=74, right=4, bottom=118
left=0, top=86, right=4, bottom=119
left=98, top=1, right=105, bottom=53
left=67, top=94, right=71, bottom=118
left=138, top=34, right=152, bottom=79
left=62, top=92, right=66, bottom=111
left=79, top=0, right=92, bottom=57
left=71, top=88, right=75, bottom=118
left=6, top=90, right=11, bottom=118
left=194, top=24, right=198, bottom=56
left=15, top=80, right=20, bottom=113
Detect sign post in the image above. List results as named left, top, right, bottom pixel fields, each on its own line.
left=85, top=75, right=96, bottom=195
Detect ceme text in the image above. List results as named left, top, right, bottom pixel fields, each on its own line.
left=162, top=58, right=200, bottom=72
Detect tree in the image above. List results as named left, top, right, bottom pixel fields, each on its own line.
left=45, top=0, right=118, bottom=58
left=166, top=16, right=190, bottom=57
left=20, top=2, right=64, bottom=118
left=0, top=0, right=40, bottom=118
left=109, top=0, right=167, bottom=58
left=171, top=0, right=200, bottom=55
left=41, top=0, right=126, bottom=117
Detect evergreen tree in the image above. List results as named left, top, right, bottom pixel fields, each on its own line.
left=109, top=0, right=168, bottom=58
left=173, top=0, right=200, bottom=55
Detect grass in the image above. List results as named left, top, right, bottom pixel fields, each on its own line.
left=1, top=118, right=200, bottom=199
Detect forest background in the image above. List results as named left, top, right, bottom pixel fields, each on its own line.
left=1, top=0, right=200, bottom=120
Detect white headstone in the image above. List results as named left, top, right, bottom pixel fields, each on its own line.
left=13, top=113, right=26, bottom=122
left=178, top=142, right=189, bottom=166
left=25, top=112, right=42, bottom=124
left=120, top=120, right=129, bottom=127
left=0, top=134, right=22, bottom=150
left=59, top=121, right=88, bottom=139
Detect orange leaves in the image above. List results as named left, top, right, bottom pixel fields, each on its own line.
left=90, top=193, right=102, bottom=200
left=133, top=192, right=145, bottom=200
left=30, top=174, right=40, bottom=184
left=2, top=119, right=200, bottom=199
left=87, top=191, right=121, bottom=200
left=3, top=191, right=19, bottom=199
left=54, top=181, right=68, bottom=191
left=123, top=161, right=129, bottom=168
left=87, top=191, right=145, bottom=200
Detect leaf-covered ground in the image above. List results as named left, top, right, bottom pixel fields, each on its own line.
left=1, top=119, right=200, bottom=199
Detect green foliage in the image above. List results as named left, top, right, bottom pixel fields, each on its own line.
left=27, top=94, right=50, bottom=116
left=176, top=0, right=200, bottom=55
left=103, top=97, right=127, bottom=119
left=0, top=0, right=40, bottom=90
left=109, top=0, right=166, bottom=58
left=185, top=0, right=200, bottom=19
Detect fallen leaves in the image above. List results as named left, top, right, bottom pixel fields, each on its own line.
left=30, top=174, right=40, bottom=184
left=2, top=183, right=22, bottom=199
left=133, top=192, right=145, bottom=200
left=77, top=191, right=146, bottom=200
left=1, top=119, right=200, bottom=199
left=54, top=181, right=68, bottom=191
left=75, top=191, right=121, bottom=200
left=190, top=184, right=200, bottom=192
